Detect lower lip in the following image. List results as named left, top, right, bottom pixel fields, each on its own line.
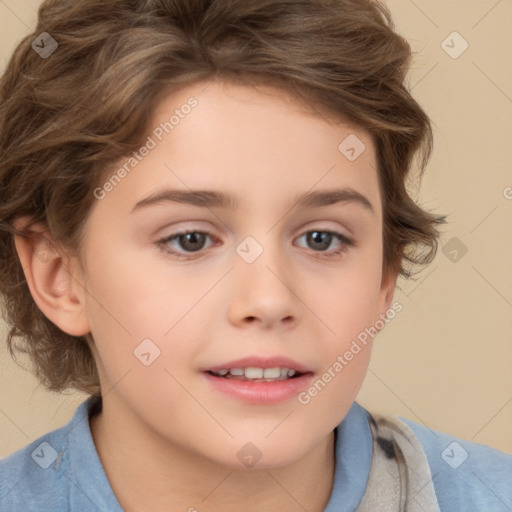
left=202, top=372, right=314, bottom=404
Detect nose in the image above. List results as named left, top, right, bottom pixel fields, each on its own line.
left=227, top=241, right=299, bottom=330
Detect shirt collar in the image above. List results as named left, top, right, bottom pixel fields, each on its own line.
left=67, top=395, right=123, bottom=510
left=323, top=401, right=373, bottom=512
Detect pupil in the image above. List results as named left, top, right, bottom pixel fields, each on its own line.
left=308, top=231, right=331, bottom=251
left=180, top=233, right=205, bottom=252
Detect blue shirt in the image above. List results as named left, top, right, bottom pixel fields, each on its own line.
left=1, top=396, right=511, bottom=511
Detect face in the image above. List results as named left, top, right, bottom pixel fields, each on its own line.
left=76, top=79, right=395, bottom=468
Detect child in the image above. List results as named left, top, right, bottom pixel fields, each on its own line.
left=0, top=0, right=510, bottom=511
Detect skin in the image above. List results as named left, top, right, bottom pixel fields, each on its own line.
left=15, top=79, right=396, bottom=512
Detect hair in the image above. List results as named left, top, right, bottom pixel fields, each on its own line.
left=0, top=0, right=445, bottom=395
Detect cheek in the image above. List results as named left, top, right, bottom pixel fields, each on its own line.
left=310, top=252, right=384, bottom=343
left=300, top=244, right=383, bottom=399
left=294, top=325, right=373, bottom=441
left=81, top=240, right=215, bottom=382
left=83, top=237, right=196, bottom=331
left=297, top=284, right=377, bottom=427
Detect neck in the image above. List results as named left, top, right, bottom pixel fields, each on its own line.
left=89, top=398, right=336, bottom=512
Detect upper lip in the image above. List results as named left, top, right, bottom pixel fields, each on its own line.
left=203, top=356, right=312, bottom=374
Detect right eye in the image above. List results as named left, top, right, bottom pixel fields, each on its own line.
left=156, top=230, right=217, bottom=259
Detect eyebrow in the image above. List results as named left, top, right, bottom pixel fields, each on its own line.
left=131, top=187, right=374, bottom=214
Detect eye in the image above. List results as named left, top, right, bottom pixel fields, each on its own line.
left=157, top=230, right=216, bottom=259
left=294, top=230, right=353, bottom=258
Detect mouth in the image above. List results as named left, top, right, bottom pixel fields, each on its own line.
left=206, top=366, right=304, bottom=382
left=202, top=356, right=314, bottom=404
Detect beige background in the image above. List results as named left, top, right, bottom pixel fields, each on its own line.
left=0, top=0, right=511, bottom=458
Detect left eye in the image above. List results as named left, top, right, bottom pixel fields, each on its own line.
left=157, top=229, right=353, bottom=259
left=294, top=230, right=352, bottom=255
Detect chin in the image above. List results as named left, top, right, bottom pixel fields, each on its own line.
left=201, top=436, right=316, bottom=472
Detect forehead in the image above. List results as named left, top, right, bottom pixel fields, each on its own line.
left=154, top=78, right=373, bottom=153
left=97, top=79, right=381, bottom=218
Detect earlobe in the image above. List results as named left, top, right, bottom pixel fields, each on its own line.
left=383, top=272, right=397, bottom=309
left=13, top=217, right=90, bottom=337
left=377, top=270, right=398, bottom=324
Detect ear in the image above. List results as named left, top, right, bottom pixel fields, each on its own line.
left=13, top=216, right=90, bottom=337
left=375, top=268, right=398, bottom=324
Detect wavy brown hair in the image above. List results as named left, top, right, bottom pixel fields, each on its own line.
left=0, top=0, right=445, bottom=395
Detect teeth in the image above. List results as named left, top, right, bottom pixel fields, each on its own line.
left=263, top=367, right=281, bottom=379
left=212, top=367, right=300, bottom=380
left=245, top=367, right=264, bottom=379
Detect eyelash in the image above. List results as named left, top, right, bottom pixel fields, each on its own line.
left=156, top=229, right=354, bottom=260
